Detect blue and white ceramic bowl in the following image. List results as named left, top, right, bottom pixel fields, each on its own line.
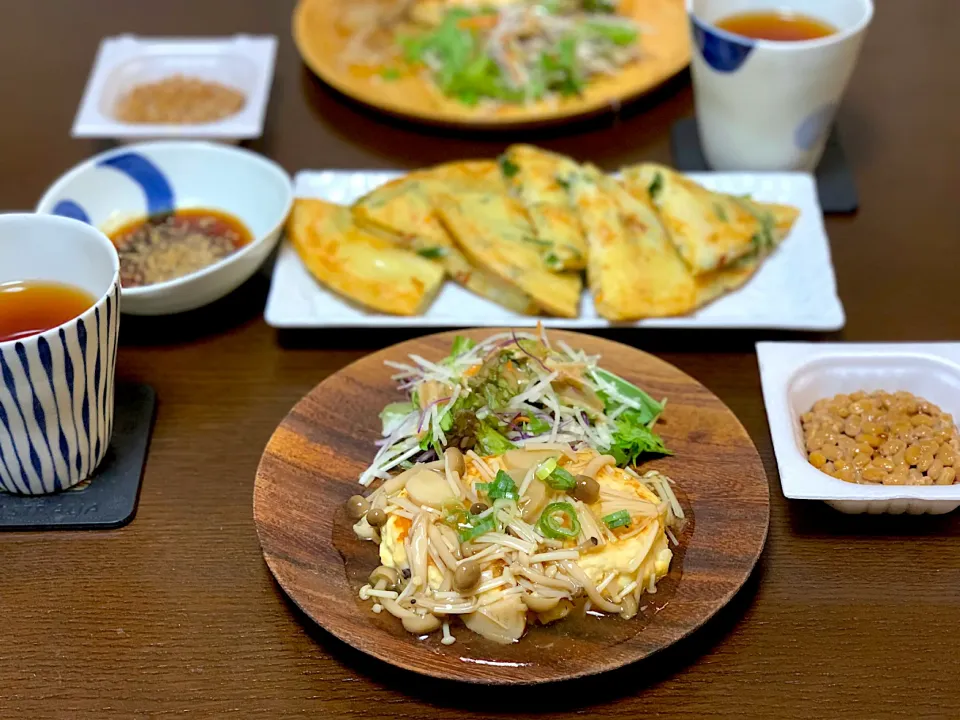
left=36, top=141, right=293, bottom=315
left=0, top=214, right=120, bottom=494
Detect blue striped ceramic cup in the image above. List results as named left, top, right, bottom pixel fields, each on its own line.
left=0, top=214, right=121, bottom=494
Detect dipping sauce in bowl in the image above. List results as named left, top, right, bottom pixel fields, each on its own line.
left=0, top=280, right=95, bottom=342
left=109, top=208, right=252, bottom=288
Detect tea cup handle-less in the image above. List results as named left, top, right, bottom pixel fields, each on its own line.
left=687, top=0, right=874, bottom=172
left=0, top=214, right=121, bottom=494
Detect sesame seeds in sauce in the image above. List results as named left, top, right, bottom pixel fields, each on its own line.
left=108, top=209, right=252, bottom=288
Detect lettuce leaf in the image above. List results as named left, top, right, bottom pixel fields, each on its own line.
left=605, top=416, right=672, bottom=467
left=476, top=420, right=516, bottom=456
left=594, top=368, right=664, bottom=427
left=380, top=401, right=416, bottom=435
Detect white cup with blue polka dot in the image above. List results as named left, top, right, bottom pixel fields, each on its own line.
left=0, top=214, right=121, bottom=494
left=688, top=0, right=874, bottom=171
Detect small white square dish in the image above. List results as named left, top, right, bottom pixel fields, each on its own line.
left=72, top=35, right=277, bottom=142
left=264, top=170, right=845, bottom=331
left=757, top=342, right=960, bottom=515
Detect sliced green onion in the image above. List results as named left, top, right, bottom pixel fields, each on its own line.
left=459, top=515, right=497, bottom=542
left=647, top=172, right=664, bottom=203
left=475, top=482, right=491, bottom=496
left=603, top=510, right=631, bottom=529
left=544, top=466, right=576, bottom=491
left=535, top=457, right=558, bottom=480
left=537, top=502, right=581, bottom=540
left=499, top=155, right=520, bottom=178
left=488, top=470, right=519, bottom=500
left=417, top=246, right=446, bottom=259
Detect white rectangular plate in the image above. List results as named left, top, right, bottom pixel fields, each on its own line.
left=264, top=170, right=845, bottom=330
left=72, top=34, right=277, bottom=142
left=757, top=341, right=960, bottom=515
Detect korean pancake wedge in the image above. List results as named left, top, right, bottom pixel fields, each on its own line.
left=573, top=166, right=697, bottom=320
left=500, top=144, right=588, bottom=272
left=352, top=173, right=452, bottom=252
left=691, top=200, right=798, bottom=308
left=287, top=198, right=443, bottom=316
left=434, top=192, right=582, bottom=318
left=352, top=166, right=539, bottom=314
left=621, top=163, right=774, bottom=275
left=352, top=161, right=505, bottom=253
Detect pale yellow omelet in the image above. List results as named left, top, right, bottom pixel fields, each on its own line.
left=378, top=492, right=445, bottom=589
left=563, top=451, right=673, bottom=596
left=460, top=449, right=673, bottom=598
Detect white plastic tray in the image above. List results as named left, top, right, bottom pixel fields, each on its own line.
left=265, top=170, right=845, bottom=331
left=758, top=342, right=960, bottom=515
left=72, top=35, right=277, bottom=142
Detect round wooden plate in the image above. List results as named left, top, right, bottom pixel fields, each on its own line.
left=253, top=330, right=769, bottom=684
left=292, top=0, right=691, bottom=128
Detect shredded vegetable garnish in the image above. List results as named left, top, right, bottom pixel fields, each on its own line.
left=380, top=1, right=641, bottom=107
left=360, top=329, right=670, bottom=485
left=349, top=328, right=684, bottom=645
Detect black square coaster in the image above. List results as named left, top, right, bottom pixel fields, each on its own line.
left=670, top=116, right=859, bottom=213
left=0, top=383, right=156, bottom=531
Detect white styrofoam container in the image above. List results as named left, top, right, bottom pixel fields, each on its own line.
left=72, top=35, right=277, bottom=142
left=265, top=170, right=845, bottom=331
left=758, top=342, right=960, bottom=515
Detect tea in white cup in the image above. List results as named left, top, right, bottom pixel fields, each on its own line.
left=0, top=214, right=121, bottom=494
left=687, top=0, right=874, bottom=171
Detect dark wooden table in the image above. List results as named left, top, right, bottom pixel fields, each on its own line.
left=2, top=1, right=959, bottom=718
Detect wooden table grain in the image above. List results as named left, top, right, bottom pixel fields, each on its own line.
left=1, top=1, right=959, bottom=718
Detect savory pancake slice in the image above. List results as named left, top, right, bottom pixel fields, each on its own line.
left=435, top=192, right=582, bottom=318
left=287, top=198, right=443, bottom=316
left=352, top=162, right=503, bottom=251
left=352, top=169, right=538, bottom=314
left=754, top=200, right=801, bottom=245
left=353, top=173, right=452, bottom=253
left=573, top=166, right=696, bottom=320
left=693, top=255, right=762, bottom=308
left=423, top=159, right=506, bottom=194
left=500, top=144, right=587, bottom=272
left=621, top=163, right=772, bottom=275
left=691, top=201, right=798, bottom=309
left=771, top=203, right=801, bottom=239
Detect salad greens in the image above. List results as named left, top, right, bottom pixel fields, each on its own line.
left=360, top=329, right=671, bottom=486
left=395, top=1, right=640, bottom=107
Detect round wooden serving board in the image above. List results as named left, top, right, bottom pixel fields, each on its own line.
left=253, top=330, right=769, bottom=684
left=292, top=0, right=691, bottom=128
